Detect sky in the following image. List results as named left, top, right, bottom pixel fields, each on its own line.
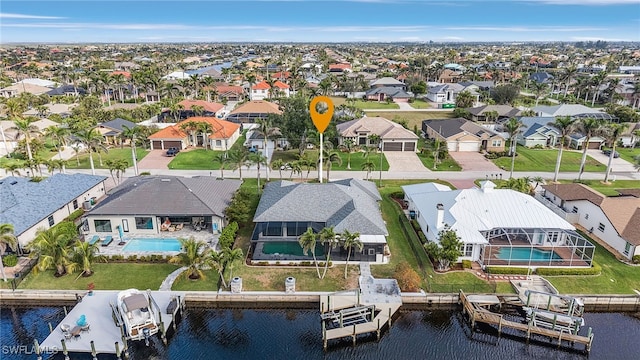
left=1, top=0, right=639, bottom=43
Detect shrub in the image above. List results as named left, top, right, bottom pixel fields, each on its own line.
left=632, top=255, right=640, bottom=264
left=461, top=260, right=472, bottom=269
left=417, top=231, right=427, bottom=244
left=128, top=255, right=138, bottom=261
left=2, top=254, right=18, bottom=267
left=67, top=209, right=84, bottom=222
left=140, top=171, right=151, bottom=176
left=533, top=144, right=544, bottom=149
left=486, top=266, right=530, bottom=275
left=301, top=261, right=312, bottom=266
left=218, top=222, right=239, bottom=250
left=536, top=263, right=602, bottom=276
left=394, top=262, right=421, bottom=292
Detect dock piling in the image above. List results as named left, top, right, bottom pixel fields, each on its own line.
left=322, top=321, right=327, bottom=351
left=160, top=321, right=167, bottom=345
left=115, top=342, right=121, bottom=360
left=48, top=322, right=53, bottom=334
left=63, top=306, right=68, bottom=316
left=377, top=319, right=381, bottom=340
left=352, top=324, right=356, bottom=346
left=121, top=335, right=129, bottom=359
left=34, top=339, right=42, bottom=360
left=90, top=340, right=97, bottom=360
left=60, top=339, right=69, bottom=360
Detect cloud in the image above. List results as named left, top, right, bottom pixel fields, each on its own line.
left=520, top=0, right=639, bottom=4
left=444, top=25, right=606, bottom=32
left=0, top=12, right=65, bottom=19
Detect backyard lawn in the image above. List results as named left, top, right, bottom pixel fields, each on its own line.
left=492, top=146, right=605, bottom=172
left=366, top=111, right=454, bottom=132
left=66, top=147, right=149, bottom=169
left=546, top=231, right=640, bottom=294
left=270, top=149, right=389, bottom=173
left=559, top=179, right=640, bottom=197
left=17, top=263, right=179, bottom=290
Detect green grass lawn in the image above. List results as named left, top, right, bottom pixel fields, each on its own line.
left=168, top=149, right=230, bottom=170
left=66, top=147, right=149, bottom=169
left=329, top=96, right=399, bottom=110
left=546, top=231, right=640, bottom=294
left=492, top=146, right=605, bottom=172
left=416, top=139, right=462, bottom=171
left=559, top=179, right=640, bottom=196
left=366, top=111, right=454, bottom=132
left=17, top=263, right=179, bottom=290
left=270, top=149, right=390, bottom=172
left=408, top=100, right=434, bottom=109
left=171, top=269, right=221, bottom=291
left=616, top=147, right=640, bottom=164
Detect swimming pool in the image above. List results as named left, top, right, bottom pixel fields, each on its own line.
left=262, top=241, right=325, bottom=258
left=497, top=248, right=562, bottom=262
left=122, top=238, right=182, bottom=252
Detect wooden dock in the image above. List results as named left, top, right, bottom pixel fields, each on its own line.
left=459, top=290, right=594, bottom=352
left=38, top=290, right=185, bottom=358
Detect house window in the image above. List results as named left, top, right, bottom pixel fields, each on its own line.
left=48, top=215, right=55, bottom=227
left=598, top=223, right=605, bottom=232
left=572, top=206, right=578, bottom=213
left=264, top=222, right=282, bottom=237
left=135, top=217, right=153, bottom=230
left=94, top=220, right=112, bottom=232
left=73, top=199, right=79, bottom=209
left=491, top=140, right=502, bottom=147
left=460, top=244, right=473, bottom=257
left=216, top=140, right=222, bottom=146
left=624, top=242, right=631, bottom=256
left=368, top=248, right=375, bottom=256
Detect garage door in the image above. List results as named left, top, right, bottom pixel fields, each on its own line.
left=383, top=142, right=403, bottom=151
left=457, top=141, right=480, bottom=152
left=587, top=142, right=601, bottom=149
left=447, top=142, right=457, bottom=152
left=404, top=142, right=416, bottom=152
left=152, top=140, right=163, bottom=150
left=164, top=141, right=183, bottom=149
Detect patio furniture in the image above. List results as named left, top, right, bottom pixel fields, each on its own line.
left=88, top=235, right=100, bottom=245
left=101, top=235, right=113, bottom=247
left=168, top=225, right=176, bottom=232
left=70, top=326, right=82, bottom=339
left=161, top=218, right=171, bottom=231
left=175, top=223, right=184, bottom=231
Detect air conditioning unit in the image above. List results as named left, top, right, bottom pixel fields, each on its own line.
left=83, top=201, right=92, bottom=210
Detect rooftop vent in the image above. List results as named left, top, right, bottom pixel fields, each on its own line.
left=161, top=179, right=171, bottom=182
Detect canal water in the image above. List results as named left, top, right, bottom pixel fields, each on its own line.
left=1, top=306, right=639, bottom=359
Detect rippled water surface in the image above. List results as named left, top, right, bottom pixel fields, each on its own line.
left=2, top=306, right=639, bottom=359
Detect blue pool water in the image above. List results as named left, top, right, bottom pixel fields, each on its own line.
left=497, top=247, right=562, bottom=262
left=122, top=238, right=181, bottom=252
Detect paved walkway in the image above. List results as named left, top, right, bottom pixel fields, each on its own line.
left=449, top=152, right=502, bottom=172
left=138, top=149, right=173, bottom=170
left=383, top=151, right=428, bottom=172
left=159, top=266, right=187, bottom=291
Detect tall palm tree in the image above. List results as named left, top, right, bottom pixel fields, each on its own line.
left=602, top=123, right=627, bottom=183
left=576, top=118, right=603, bottom=180
left=228, top=148, right=249, bottom=180
left=70, top=240, right=105, bottom=277
left=222, top=247, right=244, bottom=286
left=44, top=126, right=70, bottom=174
left=209, top=250, right=227, bottom=288
left=213, top=153, right=228, bottom=179
left=75, top=128, right=107, bottom=175
left=0, top=224, right=18, bottom=282
left=105, top=159, right=128, bottom=185
left=321, top=149, right=342, bottom=181
left=196, top=122, right=213, bottom=150
left=10, top=117, right=41, bottom=160
left=503, top=117, right=525, bottom=178
left=271, top=159, right=284, bottom=180
left=179, top=121, right=199, bottom=147
left=169, top=237, right=211, bottom=280
left=255, top=118, right=282, bottom=181
left=549, top=116, right=575, bottom=183
left=298, top=227, right=321, bottom=279
left=27, top=223, right=77, bottom=277
left=362, top=159, right=375, bottom=180
left=341, top=230, right=362, bottom=279
left=248, top=152, right=268, bottom=191
left=319, top=227, right=338, bottom=279
left=2, top=162, right=22, bottom=177
left=120, top=125, right=142, bottom=176
left=245, top=73, right=256, bottom=101
left=339, top=139, right=358, bottom=170
left=531, top=81, right=548, bottom=107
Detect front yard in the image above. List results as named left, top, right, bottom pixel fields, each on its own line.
left=416, top=139, right=462, bottom=171
left=329, top=96, right=399, bottom=110
left=616, top=147, right=640, bottom=165
left=168, top=149, right=230, bottom=170
left=407, top=100, right=435, bottom=109
left=270, top=149, right=390, bottom=172
left=66, top=147, right=149, bottom=169
left=366, top=111, right=454, bottom=132
left=492, top=146, right=605, bottom=172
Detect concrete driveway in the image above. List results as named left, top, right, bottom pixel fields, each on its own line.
left=586, top=149, right=636, bottom=172
left=137, top=149, right=173, bottom=170
left=383, top=151, right=428, bottom=172
left=449, top=151, right=501, bottom=172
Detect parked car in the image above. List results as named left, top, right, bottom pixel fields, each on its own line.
left=166, top=147, right=180, bottom=156
left=602, top=149, right=619, bottom=158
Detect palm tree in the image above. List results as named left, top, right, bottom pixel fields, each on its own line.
left=322, top=149, right=342, bottom=181
left=531, top=176, right=545, bottom=192
left=213, top=153, right=228, bottom=179
left=75, top=128, right=107, bottom=175
left=319, top=227, right=338, bottom=279
left=602, top=123, right=627, bottom=183
left=271, top=159, right=285, bottom=179
left=2, top=162, right=22, bottom=177
left=245, top=73, right=256, bottom=101
left=255, top=118, right=282, bottom=181
left=209, top=250, right=227, bottom=288
left=196, top=122, right=213, bottom=150
left=0, top=224, right=18, bottom=282
left=248, top=152, right=268, bottom=191
left=503, top=117, right=525, bottom=178
left=44, top=126, right=70, bottom=174
left=27, top=224, right=77, bottom=277
left=339, top=139, right=358, bottom=170
left=169, top=237, right=211, bottom=280
left=70, top=241, right=105, bottom=277
left=576, top=118, right=603, bottom=180
left=341, top=230, right=362, bottom=279
left=10, top=117, right=41, bottom=160
left=362, top=160, right=375, bottom=180
left=228, top=148, right=249, bottom=180
left=105, top=159, right=128, bottom=185
left=549, top=116, right=575, bottom=183
left=531, top=81, right=548, bottom=107
left=222, top=247, right=244, bottom=286
left=120, top=125, right=142, bottom=176
left=298, top=227, right=321, bottom=279
left=179, top=121, right=199, bottom=147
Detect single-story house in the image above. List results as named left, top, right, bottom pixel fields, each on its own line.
left=85, top=176, right=241, bottom=238
left=540, top=184, right=640, bottom=261
left=466, top=105, right=522, bottom=122
left=567, top=132, right=606, bottom=150
left=439, top=69, right=463, bottom=84
left=213, top=84, right=245, bottom=102
left=532, top=104, right=612, bottom=119
left=23, top=103, right=75, bottom=118
left=517, top=117, right=560, bottom=148
left=337, top=116, right=419, bottom=152
left=46, top=85, right=87, bottom=96
left=403, top=181, right=595, bottom=268
left=158, top=100, right=225, bottom=122
left=250, top=179, right=390, bottom=263
left=97, top=118, right=137, bottom=145
left=529, top=72, right=554, bottom=84
left=226, top=100, right=282, bottom=124
left=148, top=117, right=241, bottom=151
left=426, top=83, right=479, bottom=105
left=0, top=83, right=51, bottom=98
left=369, top=77, right=405, bottom=89
left=365, top=87, right=411, bottom=102
left=422, top=118, right=505, bottom=152
left=0, top=174, right=107, bottom=248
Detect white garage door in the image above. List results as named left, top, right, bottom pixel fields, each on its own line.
left=457, top=141, right=480, bottom=152
left=447, top=142, right=457, bottom=152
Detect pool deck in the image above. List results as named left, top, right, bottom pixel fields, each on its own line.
left=39, top=290, right=185, bottom=356
left=91, top=230, right=220, bottom=256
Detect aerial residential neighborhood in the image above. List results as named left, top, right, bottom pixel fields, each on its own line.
left=0, top=0, right=639, bottom=358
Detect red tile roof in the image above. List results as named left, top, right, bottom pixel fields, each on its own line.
left=111, top=71, right=131, bottom=78
left=178, top=100, right=224, bottom=113
left=252, top=81, right=271, bottom=90
left=148, top=117, right=240, bottom=140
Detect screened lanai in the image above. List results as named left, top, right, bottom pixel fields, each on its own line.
left=480, top=227, right=595, bottom=268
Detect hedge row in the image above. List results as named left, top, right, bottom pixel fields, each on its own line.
left=536, top=263, right=601, bottom=276
left=108, top=254, right=169, bottom=263
left=486, top=266, right=531, bottom=275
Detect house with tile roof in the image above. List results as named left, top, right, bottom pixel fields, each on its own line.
left=251, top=80, right=290, bottom=101
left=85, top=176, right=241, bottom=237
left=540, top=184, right=640, bottom=261
left=250, top=179, right=390, bottom=263
left=0, top=174, right=107, bottom=247
left=158, top=100, right=225, bottom=122
left=226, top=100, right=282, bottom=124
left=337, top=116, right=419, bottom=152
left=0, top=83, right=52, bottom=98
left=403, top=181, right=595, bottom=268
left=365, top=87, right=411, bottom=102
left=422, top=118, right=505, bottom=152
left=211, top=84, right=245, bottom=102
left=370, top=77, right=405, bottom=89
left=148, top=117, right=240, bottom=151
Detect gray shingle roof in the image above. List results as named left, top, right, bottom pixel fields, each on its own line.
left=89, top=176, right=241, bottom=217
left=0, top=174, right=107, bottom=236
left=99, top=118, right=136, bottom=133
left=253, top=179, right=387, bottom=235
